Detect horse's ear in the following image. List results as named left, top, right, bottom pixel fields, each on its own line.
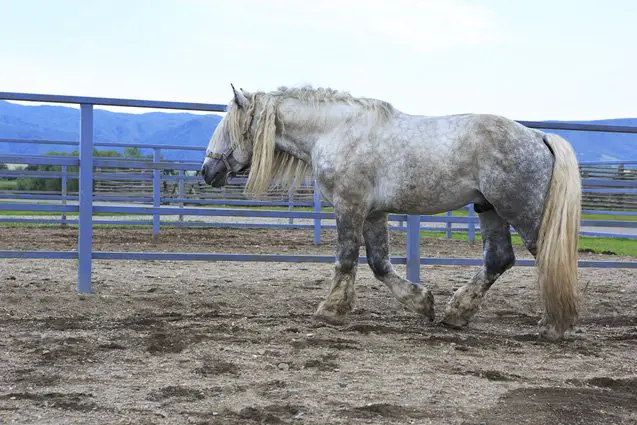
left=231, top=83, right=250, bottom=109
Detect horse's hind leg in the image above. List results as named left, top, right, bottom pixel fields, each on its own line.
left=312, top=212, right=364, bottom=325
left=363, top=213, right=435, bottom=321
left=442, top=207, right=515, bottom=328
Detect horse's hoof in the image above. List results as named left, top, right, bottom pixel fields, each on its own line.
left=441, top=303, right=474, bottom=328
left=441, top=285, right=484, bottom=328
left=538, top=327, right=564, bottom=341
left=402, top=285, right=435, bottom=321
left=312, top=312, right=346, bottom=326
left=440, top=313, right=469, bottom=329
left=312, top=303, right=347, bottom=326
left=538, top=320, right=566, bottom=342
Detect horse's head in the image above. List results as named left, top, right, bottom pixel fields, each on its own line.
left=202, top=84, right=313, bottom=196
left=201, top=84, right=256, bottom=187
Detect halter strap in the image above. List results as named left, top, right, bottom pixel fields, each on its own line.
left=206, top=151, right=232, bottom=170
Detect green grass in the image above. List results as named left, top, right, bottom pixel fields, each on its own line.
left=0, top=202, right=634, bottom=220
left=0, top=222, right=155, bottom=229
left=0, top=210, right=77, bottom=216
left=0, top=201, right=635, bottom=257
left=0, top=221, right=634, bottom=257
left=0, top=207, right=330, bottom=216
left=577, top=237, right=637, bottom=257
left=0, top=180, right=18, bottom=190
left=434, top=208, right=637, bottom=222
left=0, top=211, right=133, bottom=217
left=420, top=230, right=637, bottom=257
left=580, top=213, right=637, bottom=222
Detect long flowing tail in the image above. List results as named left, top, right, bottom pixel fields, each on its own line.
left=536, top=133, right=582, bottom=340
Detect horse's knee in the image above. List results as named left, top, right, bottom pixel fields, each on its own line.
left=367, top=256, right=392, bottom=279
left=336, top=256, right=358, bottom=274
left=335, top=237, right=361, bottom=274
left=484, top=247, right=515, bottom=276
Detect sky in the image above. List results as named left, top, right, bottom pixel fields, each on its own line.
left=1, top=0, right=636, bottom=120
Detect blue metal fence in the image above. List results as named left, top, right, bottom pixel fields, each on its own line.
left=3, top=139, right=636, bottom=237
left=1, top=91, right=637, bottom=295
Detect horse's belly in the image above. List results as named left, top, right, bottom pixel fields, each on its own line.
left=375, top=178, right=479, bottom=215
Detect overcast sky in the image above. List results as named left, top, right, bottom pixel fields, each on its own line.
left=1, top=0, right=635, bottom=120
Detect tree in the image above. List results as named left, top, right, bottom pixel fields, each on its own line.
left=14, top=148, right=180, bottom=193
left=16, top=149, right=123, bottom=193
left=124, top=146, right=143, bottom=158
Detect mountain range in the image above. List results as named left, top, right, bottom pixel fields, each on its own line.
left=0, top=100, right=222, bottom=161
left=0, top=100, right=635, bottom=163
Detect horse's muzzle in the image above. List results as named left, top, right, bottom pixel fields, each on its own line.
left=201, top=161, right=228, bottom=187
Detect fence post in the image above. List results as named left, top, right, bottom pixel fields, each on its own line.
left=445, top=211, right=452, bottom=239
left=467, top=204, right=476, bottom=245
left=313, top=180, right=321, bottom=245
left=406, top=214, right=420, bottom=283
left=153, top=148, right=161, bottom=235
left=178, top=169, right=184, bottom=222
left=77, top=104, right=94, bottom=294
left=61, top=165, right=68, bottom=226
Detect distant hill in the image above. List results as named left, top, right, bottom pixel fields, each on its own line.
left=0, top=100, right=635, bottom=163
left=544, top=118, right=637, bottom=163
left=0, top=100, right=222, bottom=161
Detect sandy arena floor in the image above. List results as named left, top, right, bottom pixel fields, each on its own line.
left=1, top=226, right=636, bottom=424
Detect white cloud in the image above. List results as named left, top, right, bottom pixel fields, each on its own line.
left=4, top=0, right=636, bottom=120
left=182, top=0, right=505, bottom=110
left=197, top=0, right=502, bottom=54
left=291, top=0, right=502, bottom=52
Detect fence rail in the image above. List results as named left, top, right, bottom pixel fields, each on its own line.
left=1, top=91, right=637, bottom=294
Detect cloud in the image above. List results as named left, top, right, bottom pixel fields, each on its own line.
left=192, top=0, right=503, bottom=54
left=279, top=0, right=502, bottom=52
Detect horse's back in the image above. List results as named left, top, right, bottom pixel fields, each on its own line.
left=368, top=112, right=553, bottom=214
left=407, top=112, right=550, bottom=172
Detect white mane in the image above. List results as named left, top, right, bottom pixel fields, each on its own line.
left=225, top=85, right=396, bottom=195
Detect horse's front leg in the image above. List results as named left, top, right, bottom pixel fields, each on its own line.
left=364, top=212, right=435, bottom=321
left=313, top=212, right=364, bottom=325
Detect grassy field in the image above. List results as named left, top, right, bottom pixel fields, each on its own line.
left=0, top=206, right=635, bottom=221
left=436, top=208, right=637, bottom=222
left=0, top=211, right=133, bottom=217
left=0, top=221, right=635, bottom=257
left=0, top=180, right=18, bottom=190
left=1, top=202, right=635, bottom=257
left=419, top=230, right=637, bottom=257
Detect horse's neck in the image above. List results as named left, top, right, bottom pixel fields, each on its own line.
left=275, top=100, right=368, bottom=163
left=274, top=133, right=313, bottom=164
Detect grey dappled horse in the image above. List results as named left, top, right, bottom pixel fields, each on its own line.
left=201, top=85, right=582, bottom=341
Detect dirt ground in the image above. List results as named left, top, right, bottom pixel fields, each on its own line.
left=1, top=226, right=636, bottom=425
